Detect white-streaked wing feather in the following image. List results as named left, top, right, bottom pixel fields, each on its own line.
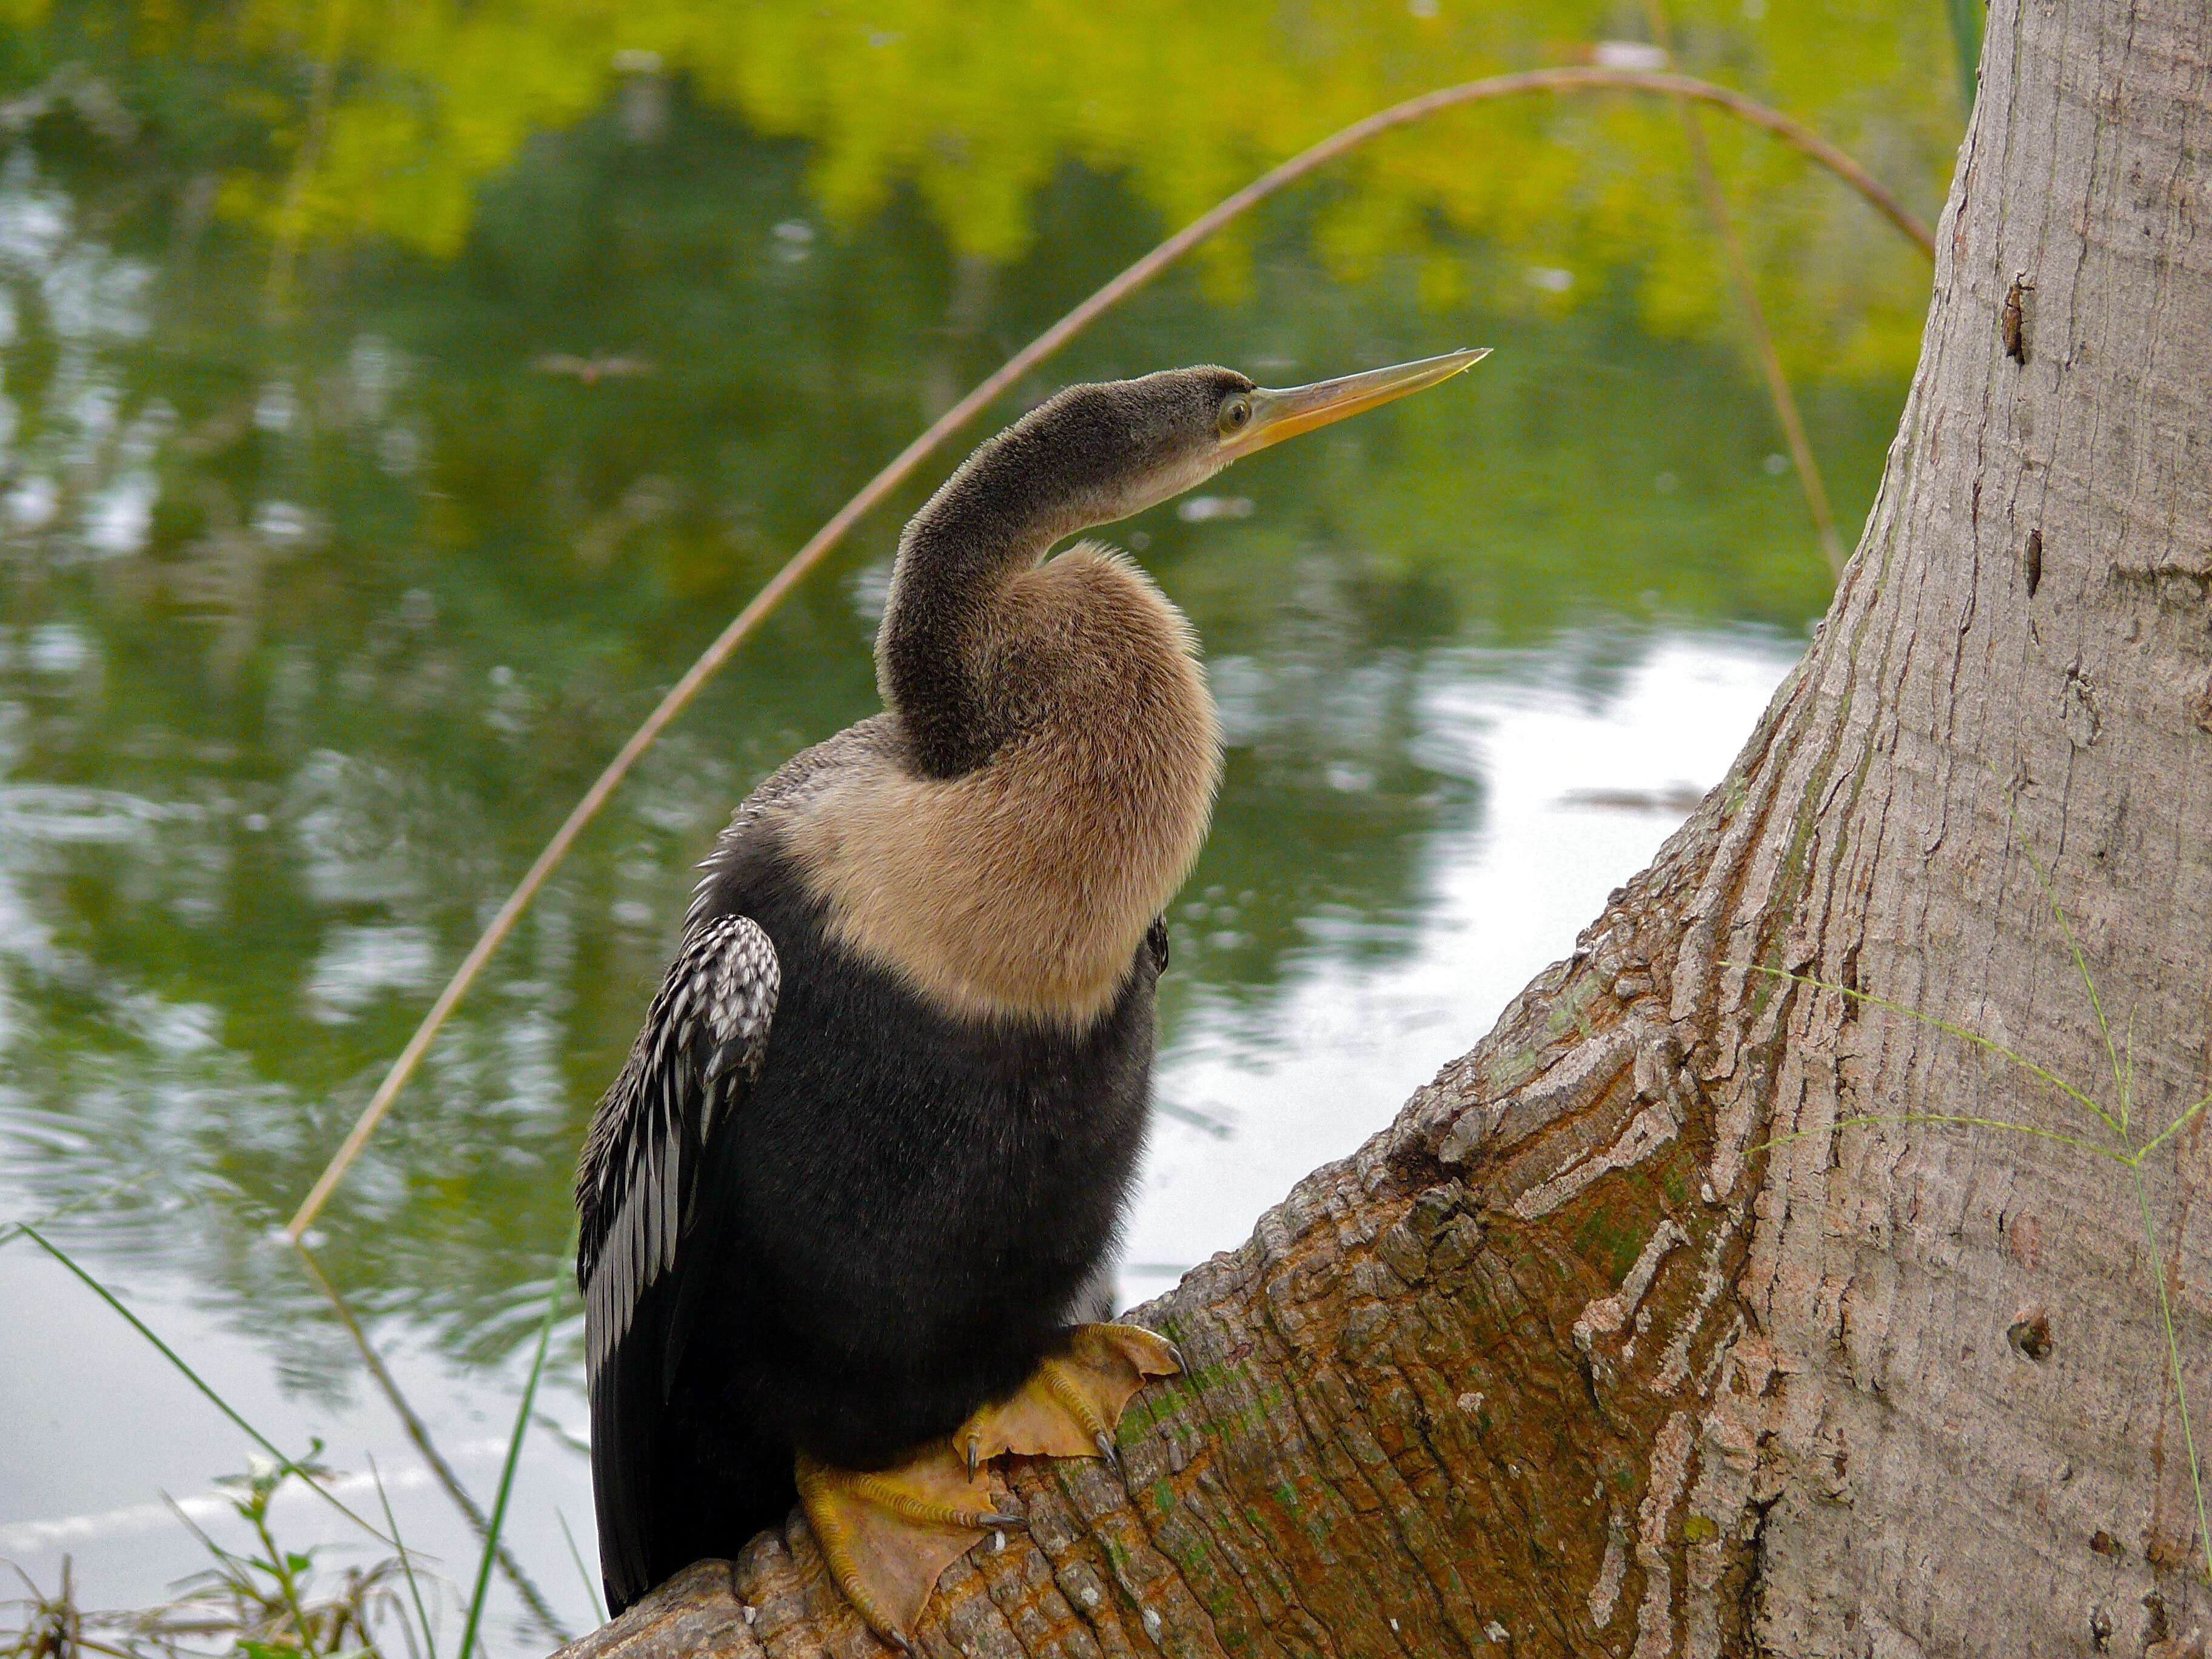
left=577, top=915, right=779, bottom=1374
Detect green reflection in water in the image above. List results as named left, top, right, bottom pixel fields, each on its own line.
left=7, top=0, right=1952, bottom=369
left=1, top=16, right=1928, bottom=1387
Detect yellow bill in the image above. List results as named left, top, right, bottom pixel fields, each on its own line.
left=1224, top=347, right=1490, bottom=459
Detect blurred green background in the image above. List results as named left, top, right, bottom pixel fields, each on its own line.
left=0, top=1, right=1962, bottom=1651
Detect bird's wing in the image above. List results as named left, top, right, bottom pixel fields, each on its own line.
left=576, top=913, right=780, bottom=1375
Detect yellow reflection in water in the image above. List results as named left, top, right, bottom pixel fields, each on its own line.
left=37, top=0, right=1957, bottom=377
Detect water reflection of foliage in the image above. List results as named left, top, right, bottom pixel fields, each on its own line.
left=0, top=72, right=1896, bottom=1357
left=7, top=0, right=1957, bottom=375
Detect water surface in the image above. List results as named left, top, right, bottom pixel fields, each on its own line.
left=0, top=17, right=1945, bottom=1651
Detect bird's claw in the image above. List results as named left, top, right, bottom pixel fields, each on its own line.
left=954, top=1324, right=1172, bottom=1479
left=794, top=1449, right=1002, bottom=1652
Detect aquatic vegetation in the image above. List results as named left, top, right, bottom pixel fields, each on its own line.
left=4, top=1458, right=419, bottom=1659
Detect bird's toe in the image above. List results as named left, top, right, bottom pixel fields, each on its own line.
left=957, top=1322, right=1181, bottom=1472
left=794, top=1447, right=1005, bottom=1651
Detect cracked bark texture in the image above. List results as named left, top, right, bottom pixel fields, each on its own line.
left=555, top=0, right=2212, bottom=1652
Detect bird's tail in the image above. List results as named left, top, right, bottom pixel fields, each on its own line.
left=591, top=1307, right=799, bottom=1617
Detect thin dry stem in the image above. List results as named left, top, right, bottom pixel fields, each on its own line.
left=1644, top=1, right=1844, bottom=574
left=293, top=1245, right=568, bottom=1645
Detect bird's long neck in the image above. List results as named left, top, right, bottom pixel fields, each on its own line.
left=876, top=423, right=1104, bottom=777
left=813, top=422, right=1218, bottom=1026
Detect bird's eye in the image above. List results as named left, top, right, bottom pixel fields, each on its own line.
left=1218, top=395, right=1252, bottom=436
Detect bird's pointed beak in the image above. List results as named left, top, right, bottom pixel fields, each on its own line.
left=1224, top=347, right=1490, bottom=460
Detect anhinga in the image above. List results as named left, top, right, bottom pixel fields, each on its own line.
left=576, top=348, right=1486, bottom=1649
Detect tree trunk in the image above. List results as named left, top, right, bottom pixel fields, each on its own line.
left=557, top=0, right=2212, bottom=1652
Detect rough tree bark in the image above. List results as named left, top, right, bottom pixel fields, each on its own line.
left=557, top=0, right=2212, bottom=1652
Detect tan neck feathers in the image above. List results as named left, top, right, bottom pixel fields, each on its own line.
left=785, top=544, right=1219, bottom=1027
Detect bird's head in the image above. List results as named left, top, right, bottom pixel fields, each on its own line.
left=882, top=347, right=1490, bottom=776
left=998, top=348, right=1491, bottom=531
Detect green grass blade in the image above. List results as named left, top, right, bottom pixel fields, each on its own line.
left=457, top=1275, right=561, bottom=1659
left=19, top=1225, right=395, bottom=1549
left=1735, top=964, right=2123, bottom=1138
left=371, top=1455, right=438, bottom=1659
left=161, top=1487, right=251, bottom=1583
left=2122, top=1000, right=2139, bottom=1137
left=2004, top=808, right=2126, bottom=1110
left=2136, top=1089, right=2212, bottom=1164
left=1750, top=1113, right=2128, bottom=1164
left=2130, top=1167, right=2212, bottom=1582
left=0, top=1174, right=155, bottom=1250
left=555, top=1509, right=605, bottom=1628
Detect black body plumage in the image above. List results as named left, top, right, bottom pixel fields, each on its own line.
left=581, top=794, right=1167, bottom=1613
left=578, top=364, right=1258, bottom=1620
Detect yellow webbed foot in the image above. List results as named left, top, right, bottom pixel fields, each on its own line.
left=796, top=1328, right=1178, bottom=1649
left=796, top=1446, right=1018, bottom=1652
left=959, top=1323, right=1181, bottom=1475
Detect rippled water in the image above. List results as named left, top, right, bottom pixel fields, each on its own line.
left=0, top=22, right=1938, bottom=1652
left=1, top=622, right=1803, bottom=1648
